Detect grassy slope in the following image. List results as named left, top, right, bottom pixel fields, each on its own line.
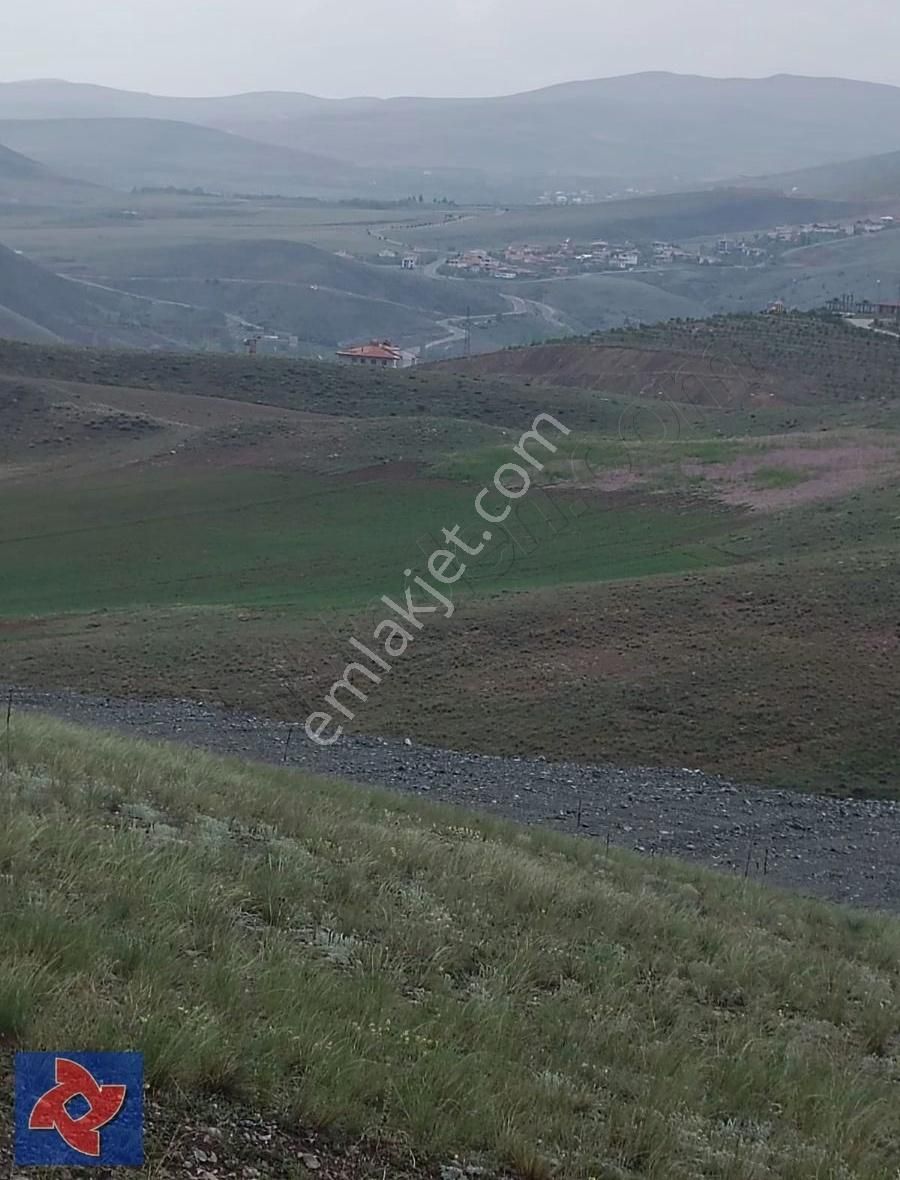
left=2, top=715, right=900, bottom=1179
left=0, top=244, right=232, bottom=349
left=0, top=462, right=735, bottom=620
left=1, top=325, right=898, bottom=795
left=86, top=239, right=517, bottom=350
left=744, top=148, right=900, bottom=200
left=444, top=312, right=900, bottom=406
left=0, top=337, right=643, bottom=430
left=95, top=240, right=503, bottom=317
left=2, top=425, right=898, bottom=794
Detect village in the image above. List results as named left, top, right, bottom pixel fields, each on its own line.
left=439, top=215, right=896, bottom=280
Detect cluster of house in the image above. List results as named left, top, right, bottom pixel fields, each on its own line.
left=537, top=190, right=598, bottom=206
left=761, top=217, right=895, bottom=245
left=444, top=237, right=714, bottom=278
left=443, top=240, right=648, bottom=278
left=537, top=186, right=656, bottom=205
left=443, top=213, right=898, bottom=281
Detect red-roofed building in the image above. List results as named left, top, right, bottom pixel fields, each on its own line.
left=336, top=340, right=417, bottom=368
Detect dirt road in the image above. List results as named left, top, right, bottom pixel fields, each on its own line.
left=8, top=685, right=900, bottom=913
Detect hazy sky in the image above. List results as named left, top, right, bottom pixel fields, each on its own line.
left=3, top=0, right=900, bottom=97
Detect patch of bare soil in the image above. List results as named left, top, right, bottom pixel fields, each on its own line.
left=440, top=343, right=798, bottom=407
left=588, top=469, right=647, bottom=492
left=0, top=1081, right=446, bottom=1180
left=683, top=444, right=897, bottom=511
left=0, top=618, right=47, bottom=634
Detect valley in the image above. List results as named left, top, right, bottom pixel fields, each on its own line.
left=1, top=313, right=897, bottom=798
left=2, top=52, right=900, bottom=1180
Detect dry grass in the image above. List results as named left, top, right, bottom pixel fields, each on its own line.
left=2, top=715, right=900, bottom=1178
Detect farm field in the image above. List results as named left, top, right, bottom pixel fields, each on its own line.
left=1, top=316, right=899, bottom=796
left=0, top=465, right=733, bottom=619
left=0, top=194, right=458, bottom=264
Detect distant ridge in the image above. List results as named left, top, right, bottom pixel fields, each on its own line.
left=0, top=141, right=51, bottom=179
left=738, top=149, right=900, bottom=201
left=0, top=117, right=364, bottom=196
left=3, top=73, right=900, bottom=188
left=0, top=140, right=103, bottom=205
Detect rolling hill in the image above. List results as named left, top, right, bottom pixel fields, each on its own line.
left=81, top=238, right=536, bottom=351
left=0, top=140, right=102, bottom=206
left=0, top=141, right=50, bottom=179
left=0, top=117, right=367, bottom=197
left=439, top=311, right=900, bottom=405
left=742, top=149, right=900, bottom=201
left=0, top=231, right=549, bottom=355
left=1, top=317, right=900, bottom=800
left=0, top=241, right=233, bottom=348
left=5, top=73, right=900, bottom=190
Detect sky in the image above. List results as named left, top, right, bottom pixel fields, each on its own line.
left=2, top=0, right=900, bottom=97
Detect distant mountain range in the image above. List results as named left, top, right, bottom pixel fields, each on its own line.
left=2, top=73, right=900, bottom=194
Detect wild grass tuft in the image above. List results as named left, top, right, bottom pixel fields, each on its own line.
left=1, top=715, right=900, bottom=1176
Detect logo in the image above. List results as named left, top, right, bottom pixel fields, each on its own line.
left=15, top=1052, right=144, bottom=1167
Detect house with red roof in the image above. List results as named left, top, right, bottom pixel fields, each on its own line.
left=335, top=340, right=417, bottom=369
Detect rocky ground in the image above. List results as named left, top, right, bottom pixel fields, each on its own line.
left=7, top=684, right=900, bottom=913
left=1, top=1080, right=454, bottom=1180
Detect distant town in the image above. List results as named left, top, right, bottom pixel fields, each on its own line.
left=437, top=216, right=896, bottom=280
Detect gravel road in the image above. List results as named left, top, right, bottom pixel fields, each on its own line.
left=8, top=685, right=900, bottom=913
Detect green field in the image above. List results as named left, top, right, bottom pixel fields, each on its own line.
left=1, top=324, right=898, bottom=795
left=0, top=465, right=735, bottom=620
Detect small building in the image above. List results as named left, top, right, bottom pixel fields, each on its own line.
left=402, top=255, right=418, bottom=270
left=336, top=340, right=417, bottom=369
left=610, top=250, right=639, bottom=270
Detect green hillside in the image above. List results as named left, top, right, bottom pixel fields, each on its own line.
left=597, top=312, right=900, bottom=403
left=98, top=239, right=504, bottom=318
left=1, top=322, right=899, bottom=795
left=440, top=311, right=900, bottom=405
left=2, top=715, right=899, bottom=1178
left=0, top=242, right=232, bottom=348
left=93, top=238, right=512, bottom=349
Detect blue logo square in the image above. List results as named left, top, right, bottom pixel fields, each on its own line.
left=15, top=1051, right=144, bottom=1167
